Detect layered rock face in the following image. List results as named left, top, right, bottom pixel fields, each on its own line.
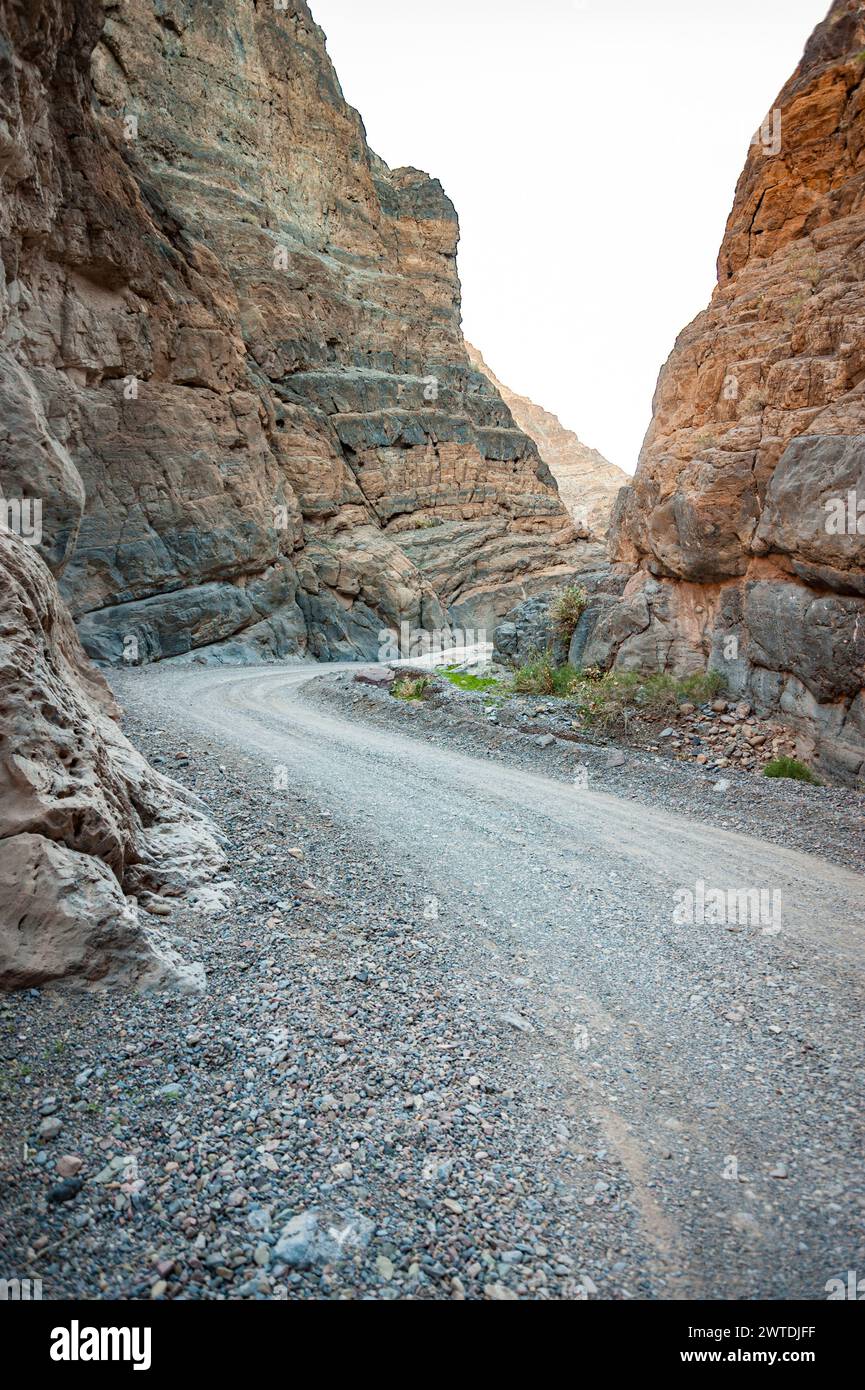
left=466, top=344, right=628, bottom=538
left=0, top=533, right=224, bottom=989
left=605, top=0, right=865, bottom=783
left=0, top=0, right=593, bottom=985
left=0, top=0, right=587, bottom=672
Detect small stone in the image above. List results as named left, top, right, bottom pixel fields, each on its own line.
left=498, top=1010, right=534, bottom=1034
left=156, top=1083, right=183, bottom=1101
left=375, top=1254, right=394, bottom=1281
left=287, top=847, right=304, bottom=860
left=38, top=1117, right=61, bottom=1141
left=56, top=1155, right=83, bottom=1178
left=143, top=898, right=172, bottom=917
left=770, top=1162, right=789, bottom=1179
left=94, top=1155, right=135, bottom=1184
left=48, top=1177, right=84, bottom=1203
left=485, top=1282, right=518, bottom=1300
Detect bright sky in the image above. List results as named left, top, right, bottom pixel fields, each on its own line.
left=310, top=0, right=829, bottom=473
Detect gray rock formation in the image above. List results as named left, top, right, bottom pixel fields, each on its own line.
left=1, top=0, right=591, bottom=671
left=0, top=0, right=600, bottom=986
left=0, top=532, right=224, bottom=989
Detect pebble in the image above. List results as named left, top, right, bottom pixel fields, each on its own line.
left=56, top=1155, right=83, bottom=1178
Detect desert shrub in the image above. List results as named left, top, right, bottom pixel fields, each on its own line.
left=391, top=676, right=430, bottom=702
left=571, top=668, right=726, bottom=729
left=511, top=655, right=580, bottom=697
left=763, top=756, right=821, bottom=785
left=549, top=584, right=589, bottom=642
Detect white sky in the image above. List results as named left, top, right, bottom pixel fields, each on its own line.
left=310, top=0, right=830, bottom=473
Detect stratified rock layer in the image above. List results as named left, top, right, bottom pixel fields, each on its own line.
left=607, top=0, right=865, bottom=783
left=1, top=0, right=588, bottom=669
left=0, top=0, right=593, bottom=984
left=466, top=344, right=628, bottom=538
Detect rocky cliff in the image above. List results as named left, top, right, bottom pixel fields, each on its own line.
left=0, top=0, right=599, bottom=986
left=0, top=532, right=224, bottom=989
left=1, top=0, right=589, bottom=673
left=466, top=344, right=628, bottom=538
left=601, top=0, right=865, bottom=784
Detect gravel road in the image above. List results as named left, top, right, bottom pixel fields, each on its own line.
left=2, top=660, right=862, bottom=1301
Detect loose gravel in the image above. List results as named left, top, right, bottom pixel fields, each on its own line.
left=0, top=660, right=862, bottom=1302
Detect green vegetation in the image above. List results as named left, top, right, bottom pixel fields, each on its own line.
left=549, top=584, right=589, bottom=642
left=510, top=655, right=581, bottom=697
left=391, top=676, right=431, bottom=702
left=763, top=756, right=821, bottom=786
left=442, top=667, right=500, bottom=692
left=571, top=668, right=725, bottom=729
left=507, top=658, right=726, bottom=728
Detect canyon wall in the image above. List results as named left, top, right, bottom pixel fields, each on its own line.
left=0, top=0, right=595, bottom=983
left=466, top=344, right=628, bottom=538
left=600, top=0, right=865, bottom=783
left=1, top=0, right=589, bottom=674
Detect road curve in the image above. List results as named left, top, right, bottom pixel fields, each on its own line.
left=123, top=661, right=865, bottom=1300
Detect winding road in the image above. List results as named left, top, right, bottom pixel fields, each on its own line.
left=123, top=661, right=865, bottom=1299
